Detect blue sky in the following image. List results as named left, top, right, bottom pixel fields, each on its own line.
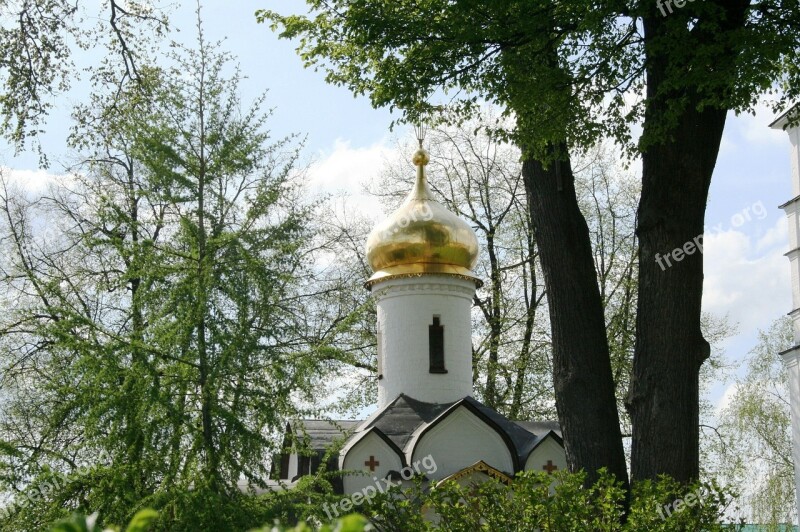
left=0, top=1, right=793, bottom=415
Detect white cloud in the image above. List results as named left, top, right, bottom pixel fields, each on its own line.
left=755, top=216, right=788, bottom=253
left=307, top=138, right=403, bottom=222
left=731, top=102, right=788, bottom=146
left=702, top=218, right=789, bottom=344
left=715, top=382, right=740, bottom=416
left=0, top=166, right=65, bottom=194
left=309, top=138, right=392, bottom=194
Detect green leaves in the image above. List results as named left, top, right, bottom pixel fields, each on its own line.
left=261, top=1, right=800, bottom=157
left=49, top=509, right=158, bottom=532
left=0, top=9, right=323, bottom=531
left=357, top=469, right=732, bottom=531
left=0, top=1, right=169, bottom=158
left=249, top=513, right=372, bottom=532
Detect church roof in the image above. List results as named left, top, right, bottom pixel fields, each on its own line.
left=364, top=147, right=481, bottom=288
left=292, top=419, right=360, bottom=450
left=280, top=396, right=564, bottom=486
left=289, top=399, right=561, bottom=460
left=357, top=394, right=561, bottom=466
left=361, top=393, right=449, bottom=450
left=770, top=104, right=799, bottom=130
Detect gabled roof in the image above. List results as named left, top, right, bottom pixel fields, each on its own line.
left=282, top=395, right=564, bottom=482
left=360, top=394, right=450, bottom=450
left=357, top=394, right=562, bottom=470
left=291, top=419, right=360, bottom=451
left=406, top=397, right=523, bottom=471
left=770, top=104, right=800, bottom=130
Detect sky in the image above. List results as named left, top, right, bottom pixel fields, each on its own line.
left=0, top=1, right=794, bottom=416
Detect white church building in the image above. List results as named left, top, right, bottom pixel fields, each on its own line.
left=774, top=105, right=800, bottom=519
left=275, top=143, right=567, bottom=495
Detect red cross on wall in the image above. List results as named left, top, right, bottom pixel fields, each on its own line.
left=365, top=455, right=380, bottom=472
left=542, top=460, right=558, bottom=474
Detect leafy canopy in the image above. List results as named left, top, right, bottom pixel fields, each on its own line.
left=259, top=1, right=800, bottom=155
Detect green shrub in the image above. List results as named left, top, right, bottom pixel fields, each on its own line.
left=43, top=470, right=740, bottom=531
left=359, top=469, right=738, bottom=531
left=49, top=509, right=158, bottom=532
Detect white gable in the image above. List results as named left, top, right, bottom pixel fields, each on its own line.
left=524, top=434, right=567, bottom=475
left=410, top=406, right=514, bottom=479
left=341, top=430, right=404, bottom=495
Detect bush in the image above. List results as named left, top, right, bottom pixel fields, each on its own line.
left=44, top=470, right=740, bottom=531
left=359, top=469, right=738, bottom=531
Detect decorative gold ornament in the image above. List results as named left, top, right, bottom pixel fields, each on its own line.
left=365, top=145, right=481, bottom=289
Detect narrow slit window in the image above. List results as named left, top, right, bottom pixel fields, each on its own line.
left=376, top=327, right=384, bottom=379
left=429, top=316, right=446, bottom=373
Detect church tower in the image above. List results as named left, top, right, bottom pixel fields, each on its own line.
left=364, top=143, right=482, bottom=407
left=277, top=138, right=566, bottom=497
left=773, top=106, right=800, bottom=519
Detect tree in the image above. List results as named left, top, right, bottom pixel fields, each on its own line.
left=0, top=0, right=169, bottom=155
left=709, top=317, right=796, bottom=526
left=259, top=0, right=800, bottom=485
left=0, top=11, right=334, bottom=529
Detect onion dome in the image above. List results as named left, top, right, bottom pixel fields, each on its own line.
left=365, top=146, right=481, bottom=288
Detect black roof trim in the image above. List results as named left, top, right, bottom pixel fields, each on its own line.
left=779, top=194, right=800, bottom=210
left=343, top=426, right=407, bottom=469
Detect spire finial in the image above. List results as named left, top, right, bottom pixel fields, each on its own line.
left=414, top=122, right=427, bottom=148
left=412, top=122, right=430, bottom=167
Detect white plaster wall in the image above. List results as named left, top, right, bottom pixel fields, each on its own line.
left=782, top=351, right=800, bottom=520
left=524, top=436, right=568, bottom=475
left=790, top=127, right=800, bottom=197
left=779, top=120, right=800, bottom=519
left=786, top=206, right=798, bottom=255
left=374, top=276, right=476, bottom=407
left=785, top=125, right=800, bottom=344
left=789, top=249, right=800, bottom=330
left=410, top=407, right=514, bottom=479
left=341, top=432, right=404, bottom=495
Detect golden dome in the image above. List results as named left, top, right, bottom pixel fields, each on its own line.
left=365, top=147, right=481, bottom=288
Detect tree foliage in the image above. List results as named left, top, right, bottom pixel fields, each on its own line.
left=244, top=469, right=738, bottom=531
left=258, top=1, right=799, bottom=154
left=0, top=12, right=346, bottom=530
left=260, top=0, right=800, bottom=485
left=709, top=317, right=796, bottom=527
left=0, top=0, right=169, bottom=154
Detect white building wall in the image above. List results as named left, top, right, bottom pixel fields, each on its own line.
left=776, top=112, right=800, bottom=520
left=341, top=432, right=404, bottom=495
left=790, top=127, right=800, bottom=197
left=410, top=407, right=514, bottom=479
left=524, top=436, right=568, bottom=475
left=374, top=276, right=476, bottom=407
left=782, top=351, right=800, bottom=519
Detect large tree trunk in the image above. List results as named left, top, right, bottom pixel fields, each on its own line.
left=628, top=106, right=725, bottom=483
left=628, top=3, right=747, bottom=482
left=522, top=143, right=628, bottom=487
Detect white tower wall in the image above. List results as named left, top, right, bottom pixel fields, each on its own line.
left=374, top=276, right=476, bottom=407
left=774, top=108, right=800, bottom=521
